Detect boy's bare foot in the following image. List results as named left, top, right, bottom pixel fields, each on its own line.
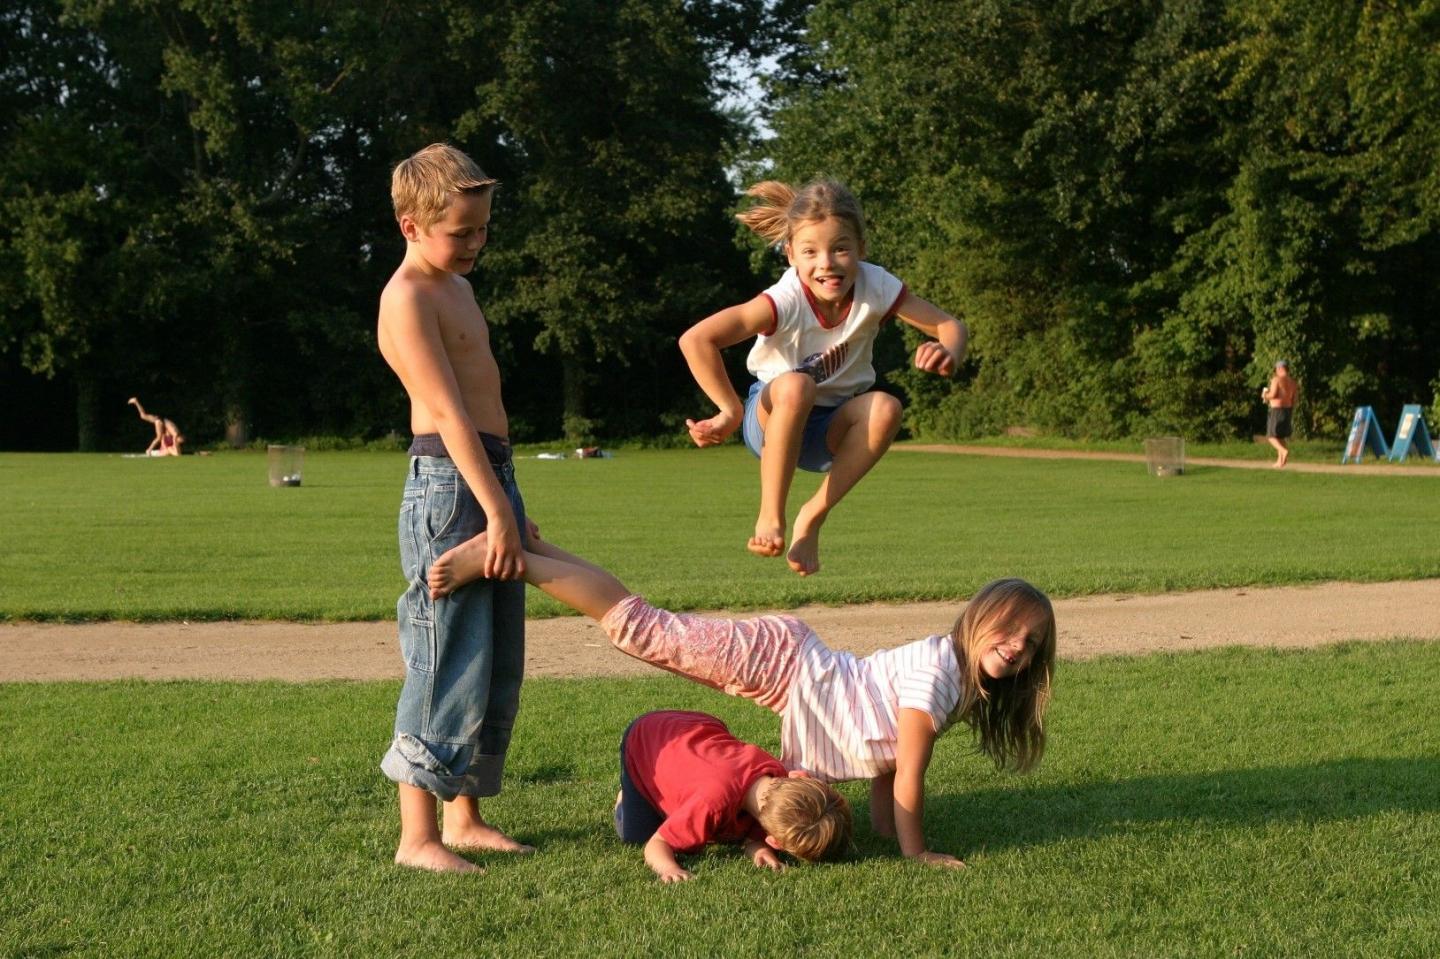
left=787, top=504, right=823, bottom=576
left=429, top=533, right=491, bottom=598
left=748, top=520, right=785, bottom=558
left=441, top=821, right=536, bottom=855
left=395, top=838, right=484, bottom=873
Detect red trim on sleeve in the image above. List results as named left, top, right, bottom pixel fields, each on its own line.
left=759, top=293, right=779, bottom=337
left=881, top=283, right=909, bottom=325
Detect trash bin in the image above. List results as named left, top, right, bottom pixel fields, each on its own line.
left=1144, top=437, right=1184, bottom=477
left=268, top=445, right=305, bottom=487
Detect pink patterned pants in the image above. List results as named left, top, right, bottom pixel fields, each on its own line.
left=599, top=595, right=808, bottom=713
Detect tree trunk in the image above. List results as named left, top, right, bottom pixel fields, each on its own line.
left=74, top=364, right=101, bottom=452
left=560, top=354, right=596, bottom=444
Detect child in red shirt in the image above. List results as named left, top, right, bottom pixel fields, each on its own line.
left=616, top=710, right=853, bottom=882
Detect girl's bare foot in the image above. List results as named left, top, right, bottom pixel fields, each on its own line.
left=395, top=838, right=484, bottom=873
left=787, top=504, right=824, bottom=576
left=748, top=519, right=785, bottom=558
left=429, top=533, right=491, bottom=598
left=441, top=821, right=536, bottom=855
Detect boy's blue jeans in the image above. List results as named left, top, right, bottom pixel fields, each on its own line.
left=379, top=450, right=528, bottom=800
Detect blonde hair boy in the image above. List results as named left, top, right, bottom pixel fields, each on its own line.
left=377, top=141, right=534, bottom=874
left=756, top=775, right=854, bottom=862
left=390, top=142, right=498, bottom=229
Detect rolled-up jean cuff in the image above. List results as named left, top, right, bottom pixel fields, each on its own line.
left=380, top=734, right=505, bottom=800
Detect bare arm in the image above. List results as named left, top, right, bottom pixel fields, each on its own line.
left=678, top=296, right=775, bottom=446
left=893, top=707, right=965, bottom=868
left=894, top=292, right=968, bottom=378
left=380, top=287, right=523, bottom=579
left=643, top=834, right=694, bottom=883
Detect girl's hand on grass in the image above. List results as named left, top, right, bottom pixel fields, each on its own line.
left=913, top=850, right=967, bottom=869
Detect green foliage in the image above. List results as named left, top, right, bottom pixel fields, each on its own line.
left=0, top=0, right=761, bottom=450
left=3, top=643, right=1438, bottom=956
left=763, top=0, right=1440, bottom=442
left=3, top=448, right=1439, bottom=622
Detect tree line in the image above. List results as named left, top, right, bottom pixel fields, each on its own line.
left=3, top=0, right=1437, bottom=451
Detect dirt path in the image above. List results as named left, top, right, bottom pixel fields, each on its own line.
left=896, top=443, right=1440, bottom=476
left=4, top=579, right=1438, bottom=682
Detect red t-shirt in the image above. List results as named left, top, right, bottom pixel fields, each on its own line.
left=624, top=710, right=784, bottom=853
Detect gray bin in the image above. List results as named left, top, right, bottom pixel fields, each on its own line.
left=1144, top=437, right=1184, bottom=477
left=268, top=445, right=305, bottom=487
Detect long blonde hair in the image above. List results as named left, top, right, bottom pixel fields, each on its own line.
left=735, top=178, right=867, bottom=252
left=950, top=579, right=1056, bottom=772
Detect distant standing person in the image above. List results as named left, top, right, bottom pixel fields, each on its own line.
left=1261, top=360, right=1299, bottom=468
left=127, top=397, right=184, bottom=456
left=377, top=143, right=536, bottom=873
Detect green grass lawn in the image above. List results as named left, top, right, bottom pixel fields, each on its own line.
left=2, top=447, right=1439, bottom=621
left=2, top=641, right=1436, bottom=957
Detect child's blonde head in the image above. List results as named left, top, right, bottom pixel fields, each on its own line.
left=951, top=578, right=1056, bottom=773
left=755, top=776, right=853, bottom=862
left=736, top=178, right=867, bottom=254
left=391, top=143, right=497, bottom=230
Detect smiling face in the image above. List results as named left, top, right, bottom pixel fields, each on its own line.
left=402, top=189, right=492, bottom=276
left=785, top=215, right=864, bottom=308
left=975, top=601, right=1051, bottom=681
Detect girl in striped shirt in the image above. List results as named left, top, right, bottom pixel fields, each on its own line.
left=429, top=536, right=1056, bottom=869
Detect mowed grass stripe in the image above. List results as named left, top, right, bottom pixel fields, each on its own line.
left=2, top=448, right=1438, bottom=621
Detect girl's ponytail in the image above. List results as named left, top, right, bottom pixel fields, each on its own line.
left=735, top=180, right=798, bottom=246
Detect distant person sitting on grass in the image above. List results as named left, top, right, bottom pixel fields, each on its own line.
left=428, top=533, right=1056, bottom=869
left=127, top=397, right=183, bottom=456
left=1261, top=359, right=1300, bottom=468
left=615, top=709, right=852, bottom=882
left=678, top=178, right=969, bottom=577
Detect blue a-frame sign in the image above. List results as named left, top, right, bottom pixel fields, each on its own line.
left=1388, top=404, right=1437, bottom=462
left=1341, top=406, right=1389, bottom=463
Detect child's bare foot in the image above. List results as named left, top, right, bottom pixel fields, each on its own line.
left=429, top=533, right=490, bottom=598
left=395, top=838, right=484, bottom=873
left=787, top=505, right=823, bottom=576
left=748, top=520, right=785, bottom=558
left=441, top=821, right=536, bottom=855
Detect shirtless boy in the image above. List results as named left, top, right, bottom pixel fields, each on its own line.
left=377, top=143, right=536, bottom=872
left=1261, top=359, right=1300, bottom=468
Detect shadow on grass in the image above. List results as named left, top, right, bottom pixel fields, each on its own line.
left=921, top=756, right=1440, bottom=853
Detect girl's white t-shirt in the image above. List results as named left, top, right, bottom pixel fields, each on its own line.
left=747, top=262, right=908, bottom=406
left=780, top=631, right=962, bottom=782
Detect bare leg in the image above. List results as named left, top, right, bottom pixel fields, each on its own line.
left=394, top=783, right=482, bottom=873
left=751, top=373, right=816, bottom=559
left=430, top=533, right=630, bottom=620
left=1267, top=436, right=1288, bottom=468
left=128, top=397, right=160, bottom=425
left=441, top=796, right=535, bottom=854
left=788, top=391, right=902, bottom=576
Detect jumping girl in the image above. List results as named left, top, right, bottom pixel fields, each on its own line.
left=678, top=179, right=968, bottom=576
